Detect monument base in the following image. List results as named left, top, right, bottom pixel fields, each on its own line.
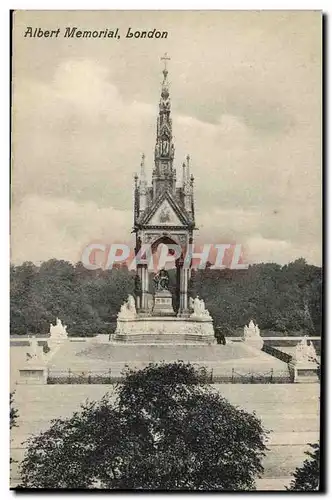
left=152, top=290, right=175, bottom=316
left=244, top=337, right=264, bottom=351
left=18, top=365, right=47, bottom=384
left=288, top=360, right=319, bottom=383
left=114, top=315, right=216, bottom=344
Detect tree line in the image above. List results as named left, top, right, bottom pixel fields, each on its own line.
left=10, top=258, right=322, bottom=336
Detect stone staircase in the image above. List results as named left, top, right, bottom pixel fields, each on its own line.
left=112, top=333, right=216, bottom=344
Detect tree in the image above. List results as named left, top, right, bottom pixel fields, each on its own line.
left=19, top=362, right=268, bottom=490
left=10, top=392, right=19, bottom=430
left=10, top=392, right=19, bottom=466
left=10, top=258, right=322, bottom=336
left=287, top=443, right=320, bottom=491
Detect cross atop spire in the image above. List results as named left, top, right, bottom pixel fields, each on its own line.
left=161, top=52, right=170, bottom=69
left=161, top=52, right=170, bottom=82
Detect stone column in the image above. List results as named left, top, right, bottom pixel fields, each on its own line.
left=143, top=266, right=150, bottom=311
left=180, top=266, right=190, bottom=315
left=134, top=272, right=142, bottom=311
left=138, top=265, right=149, bottom=312
left=177, top=257, right=189, bottom=317
left=175, top=258, right=181, bottom=313
left=135, top=235, right=145, bottom=313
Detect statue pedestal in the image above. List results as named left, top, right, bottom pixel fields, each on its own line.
left=114, top=316, right=216, bottom=344
left=288, top=360, right=319, bottom=383
left=18, top=360, right=47, bottom=385
left=288, top=336, right=319, bottom=382
left=48, top=338, right=68, bottom=358
left=152, top=290, right=175, bottom=317
left=244, top=337, right=264, bottom=351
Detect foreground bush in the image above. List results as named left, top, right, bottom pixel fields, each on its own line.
left=287, top=443, right=320, bottom=491
left=19, top=362, right=268, bottom=490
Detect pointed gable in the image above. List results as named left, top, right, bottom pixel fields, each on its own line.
left=149, top=199, right=182, bottom=226
left=141, top=190, right=190, bottom=227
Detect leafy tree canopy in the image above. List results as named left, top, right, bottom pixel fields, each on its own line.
left=10, top=392, right=19, bottom=466
left=19, top=362, right=268, bottom=490
left=10, top=392, right=19, bottom=430
left=10, top=259, right=322, bottom=336
left=287, top=443, right=320, bottom=491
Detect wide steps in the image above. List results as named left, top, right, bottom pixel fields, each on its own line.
left=112, top=333, right=216, bottom=344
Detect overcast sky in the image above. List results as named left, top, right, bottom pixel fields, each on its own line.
left=11, top=10, right=322, bottom=266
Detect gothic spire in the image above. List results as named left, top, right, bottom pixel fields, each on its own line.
left=152, top=53, right=175, bottom=199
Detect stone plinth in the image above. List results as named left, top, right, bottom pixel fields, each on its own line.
left=18, top=336, right=47, bottom=384
left=288, top=360, right=319, bottom=383
left=18, top=365, right=47, bottom=384
left=244, top=337, right=264, bottom=351
left=114, top=316, right=216, bottom=344
left=152, top=290, right=175, bottom=316
left=48, top=338, right=68, bottom=352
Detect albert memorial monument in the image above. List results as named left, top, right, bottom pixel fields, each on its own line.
left=113, top=55, right=215, bottom=344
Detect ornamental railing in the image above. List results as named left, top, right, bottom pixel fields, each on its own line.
left=47, top=367, right=291, bottom=385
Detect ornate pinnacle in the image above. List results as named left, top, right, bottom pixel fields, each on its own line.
left=182, top=162, right=187, bottom=184
left=140, top=153, right=147, bottom=185
left=186, top=154, right=191, bottom=179
left=190, top=173, right=195, bottom=186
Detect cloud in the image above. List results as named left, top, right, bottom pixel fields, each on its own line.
left=11, top=195, right=132, bottom=264
left=245, top=235, right=321, bottom=266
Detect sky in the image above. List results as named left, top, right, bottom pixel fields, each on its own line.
left=11, top=10, right=322, bottom=266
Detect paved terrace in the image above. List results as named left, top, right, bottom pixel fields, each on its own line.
left=44, top=340, right=291, bottom=380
